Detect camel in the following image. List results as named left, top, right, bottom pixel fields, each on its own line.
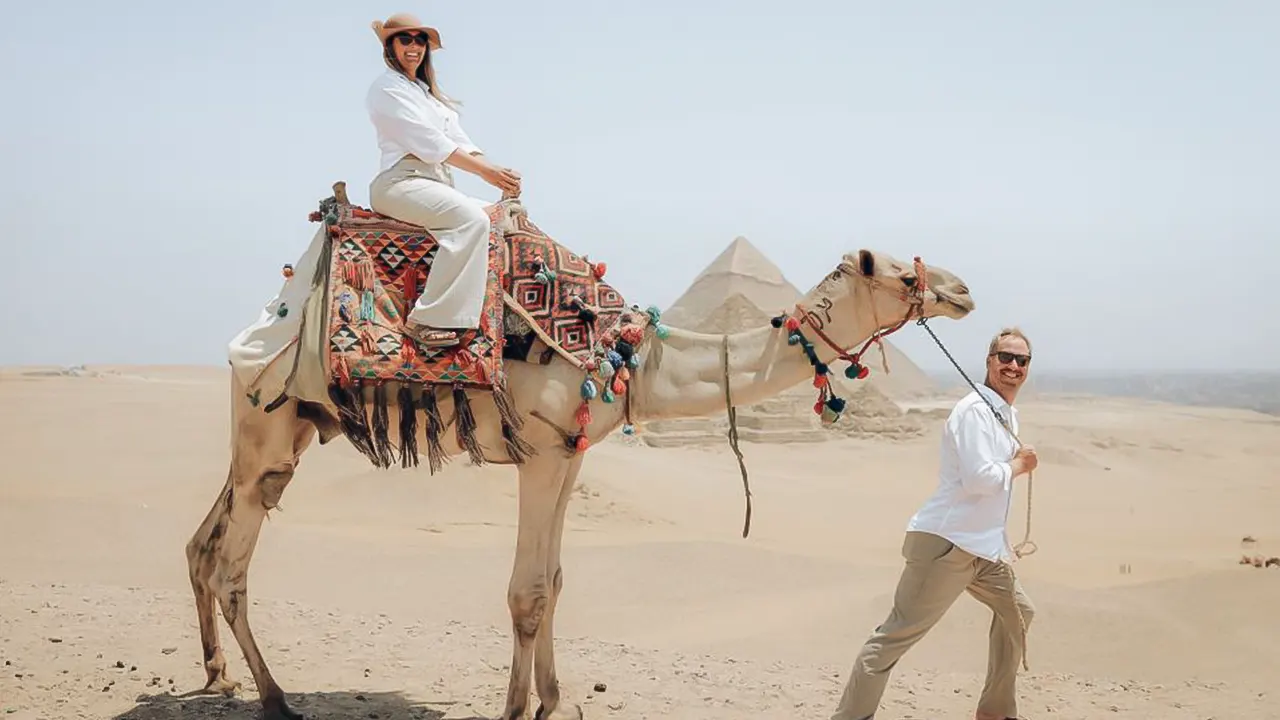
left=185, top=197, right=976, bottom=719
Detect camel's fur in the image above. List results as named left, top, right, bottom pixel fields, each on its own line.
left=186, top=247, right=975, bottom=719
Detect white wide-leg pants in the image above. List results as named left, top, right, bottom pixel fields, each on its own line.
left=369, top=157, right=492, bottom=329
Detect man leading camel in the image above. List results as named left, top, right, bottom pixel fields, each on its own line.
left=830, top=327, right=1039, bottom=720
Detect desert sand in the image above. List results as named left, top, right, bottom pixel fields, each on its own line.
left=2, top=363, right=1278, bottom=720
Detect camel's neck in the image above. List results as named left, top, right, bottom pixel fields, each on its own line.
left=630, top=309, right=877, bottom=422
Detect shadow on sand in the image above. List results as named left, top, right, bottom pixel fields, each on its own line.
left=111, top=689, right=490, bottom=720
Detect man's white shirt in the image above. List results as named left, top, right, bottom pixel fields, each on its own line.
left=907, top=384, right=1021, bottom=563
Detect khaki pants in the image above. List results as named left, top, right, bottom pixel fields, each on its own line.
left=830, top=531, right=1035, bottom=720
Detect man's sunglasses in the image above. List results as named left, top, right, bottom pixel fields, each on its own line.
left=991, top=351, right=1031, bottom=367
left=394, top=33, right=430, bottom=47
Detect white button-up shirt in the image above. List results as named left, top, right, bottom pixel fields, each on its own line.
left=906, top=384, right=1021, bottom=563
left=366, top=68, right=482, bottom=177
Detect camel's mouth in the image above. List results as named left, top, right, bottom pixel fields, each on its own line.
left=932, top=288, right=975, bottom=317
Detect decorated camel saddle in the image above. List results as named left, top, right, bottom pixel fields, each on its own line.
left=259, top=182, right=661, bottom=465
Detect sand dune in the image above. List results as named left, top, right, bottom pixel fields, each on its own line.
left=2, top=366, right=1279, bottom=719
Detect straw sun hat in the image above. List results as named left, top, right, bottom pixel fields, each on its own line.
left=371, top=12, right=442, bottom=51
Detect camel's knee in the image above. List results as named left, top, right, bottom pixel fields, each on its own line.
left=258, top=467, right=295, bottom=511
left=508, top=580, right=551, bottom=640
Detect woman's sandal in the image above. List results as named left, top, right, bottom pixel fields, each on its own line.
left=404, top=323, right=461, bottom=347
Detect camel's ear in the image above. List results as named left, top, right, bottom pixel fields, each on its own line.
left=857, top=250, right=876, bottom=277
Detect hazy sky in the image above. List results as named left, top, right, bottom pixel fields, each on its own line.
left=3, top=1, right=1276, bottom=373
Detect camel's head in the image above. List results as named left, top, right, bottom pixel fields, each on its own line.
left=859, top=249, right=973, bottom=320
left=803, top=249, right=974, bottom=332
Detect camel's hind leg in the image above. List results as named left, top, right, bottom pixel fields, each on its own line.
left=185, top=387, right=315, bottom=720
left=186, top=477, right=240, bottom=696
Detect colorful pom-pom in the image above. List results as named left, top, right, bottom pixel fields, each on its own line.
left=622, top=424, right=635, bottom=435
left=575, top=402, right=592, bottom=427
left=534, top=270, right=551, bottom=284
left=617, top=366, right=631, bottom=382
left=602, top=388, right=615, bottom=403
left=815, top=362, right=829, bottom=375
left=656, top=324, right=670, bottom=340
left=813, top=400, right=825, bottom=415
left=607, top=351, right=624, bottom=369
left=276, top=303, right=288, bottom=318
left=628, top=354, right=640, bottom=369
left=813, top=373, right=828, bottom=388
left=788, top=332, right=802, bottom=346
left=645, top=305, right=662, bottom=324
left=282, top=264, right=294, bottom=278
left=575, top=433, right=590, bottom=453
left=770, top=315, right=785, bottom=328
left=784, top=316, right=801, bottom=332
left=846, top=362, right=869, bottom=380
left=826, top=396, right=847, bottom=413
left=580, top=378, right=598, bottom=400
left=599, top=361, right=616, bottom=379
left=611, top=376, right=626, bottom=395
left=593, top=262, right=607, bottom=279
left=621, top=326, right=644, bottom=345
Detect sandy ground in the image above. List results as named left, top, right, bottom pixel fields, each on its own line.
left=2, top=365, right=1278, bottom=719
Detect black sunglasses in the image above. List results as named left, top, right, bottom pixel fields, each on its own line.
left=991, top=351, right=1031, bottom=367
left=394, top=33, right=429, bottom=47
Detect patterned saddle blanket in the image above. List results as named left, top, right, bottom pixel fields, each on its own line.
left=312, top=192, right=649, bottom=393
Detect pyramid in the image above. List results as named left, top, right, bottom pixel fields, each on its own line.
left=660, top=237, right=801, bottom=330
left=637, top=237, right=932, bottom=447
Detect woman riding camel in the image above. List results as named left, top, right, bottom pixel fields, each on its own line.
left=366, top=12, right=522, bottom=347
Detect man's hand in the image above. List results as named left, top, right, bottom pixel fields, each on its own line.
left=1011, top=445, right=1038, bottom=477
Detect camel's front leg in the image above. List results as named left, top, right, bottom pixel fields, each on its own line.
left=532, top=454, right=584, bottom=720
left=502, top=452, right=582, bottom=720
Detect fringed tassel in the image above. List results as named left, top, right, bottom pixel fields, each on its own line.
left=341, top=260, right=360, bottom=288
left=327, top=382, right=377, bottom=463
left=502, top=421, right=536, bottom=464
left=359, top=258, right=376, bottom=291
left=402, top=266, right=421, bottom=310
left=493, top=383, right=525, bottom=431
left=452, top=385, right=486, bottom=465
left=493, top=382, right=535, bottom=464
left=370, top=384, right=394, bottom=468
left=398, top=384, right=419, bottom=468
left=420, top=389, right=447, bottom=474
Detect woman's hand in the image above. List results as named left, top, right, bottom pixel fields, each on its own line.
left=446, top=150, right=522, bottom=196
left=482, top=164, right=522, bottom=196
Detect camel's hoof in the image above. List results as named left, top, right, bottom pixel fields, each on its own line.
left=534, top=703, right=584, bottom=720
left=263, top=694, right=304, bottom=720
left=202, top=676, right=241, bottom=697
